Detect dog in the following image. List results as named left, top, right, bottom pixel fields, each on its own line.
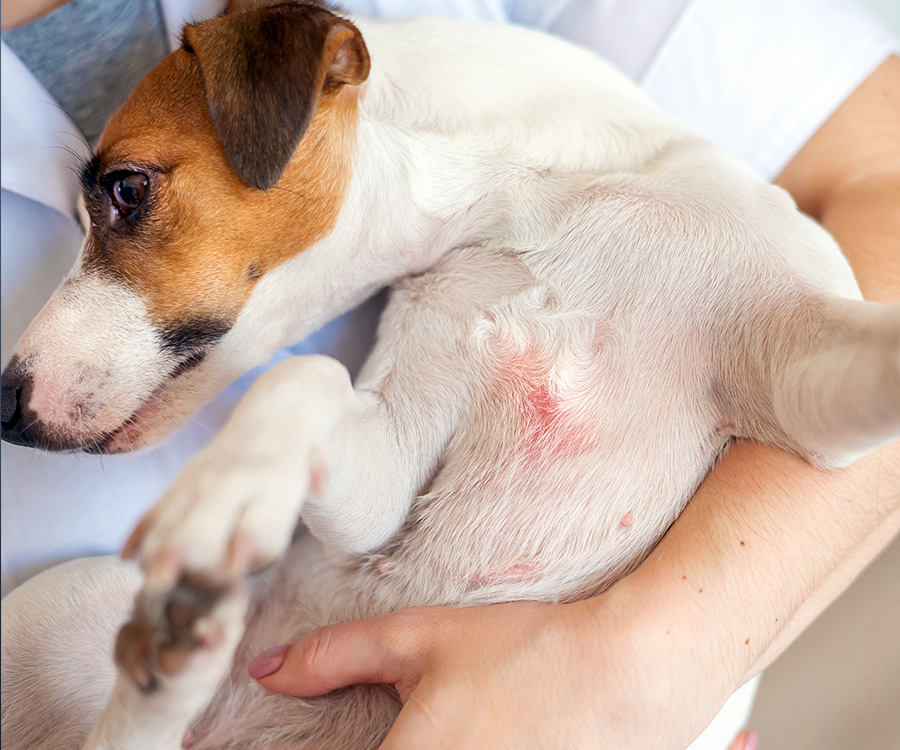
left=2, top=2, right=899, bottom=749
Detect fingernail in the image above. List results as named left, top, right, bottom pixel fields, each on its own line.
left=248, top=644, right=290, bottom=679
left=745, top=731, right=759, bottom=750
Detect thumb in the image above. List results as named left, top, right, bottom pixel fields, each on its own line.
left=249, top=615, right=420, bottom=697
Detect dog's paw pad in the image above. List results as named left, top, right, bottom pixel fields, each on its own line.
left=116, top=575, right=245, bottom=689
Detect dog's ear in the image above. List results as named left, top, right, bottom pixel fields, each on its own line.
left=184, top=4, right=369, bottom=190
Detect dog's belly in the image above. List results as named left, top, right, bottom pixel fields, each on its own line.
left=186, top=310, right=726, bottom=749
left=188, top=414, right=722, bottom=750
left=185, top=142, right=859, bottom=748
left=378, top=390, right=721, bottom=608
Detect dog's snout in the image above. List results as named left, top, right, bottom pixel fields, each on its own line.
left=1, top=365, right=35, bottom=447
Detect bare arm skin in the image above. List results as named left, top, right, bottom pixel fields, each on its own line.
left=254, top=56, right=900, bottom=749
left=0, top=0, right=72, bottom=30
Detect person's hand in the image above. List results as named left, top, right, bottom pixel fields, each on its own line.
left=249, top=598, right=748, bottom=749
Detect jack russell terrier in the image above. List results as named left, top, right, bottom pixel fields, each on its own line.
left=1, top=2, right=898, bottom=749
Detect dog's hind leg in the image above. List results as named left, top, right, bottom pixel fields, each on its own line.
left=1, top=557, right=140, bottom=750
left=732, top=297, right=900, bottom=468
left=81, top=574, right=249, bottom=750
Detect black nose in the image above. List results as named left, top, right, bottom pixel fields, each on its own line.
left=1, top=382, right=19, bottom=423
left=1, top=364, right=36, bottom=448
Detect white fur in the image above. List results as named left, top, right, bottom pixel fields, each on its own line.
left=14, top=269, right=170, bottom=439
left=3, top=14, right=899, bottom=750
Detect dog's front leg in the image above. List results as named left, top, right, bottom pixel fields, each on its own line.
left=83, top=356, right=374, bottom=749
left=127, top=348, right=452, bottom=578
left=126, top=355, right=369, bottom=574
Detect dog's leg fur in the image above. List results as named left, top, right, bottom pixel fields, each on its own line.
left=770, top=299, right=900, bottom=467
left=728, top=297, right=900, bottom=468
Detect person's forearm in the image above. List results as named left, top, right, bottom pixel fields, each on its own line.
left=584, top=169, right=900, bottom=702
left=602, top=441, right=899, bottom=687
left=0, top=0, right=71, bottom=30
left=814, top=173, right=900, bottom=303
left=745, top=169, right=900, bottom=666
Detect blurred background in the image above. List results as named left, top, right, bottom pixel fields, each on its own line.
left=750, top=538, right=900, bottom=749
left=751, top=2, right=899, bottom=737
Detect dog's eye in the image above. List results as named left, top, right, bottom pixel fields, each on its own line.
left=110, top=173, right=149, bottom=215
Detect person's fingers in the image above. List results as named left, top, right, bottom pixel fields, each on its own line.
left=250, top=611, right=428, bottom=697
left=727, top=730, right=759, bottom=750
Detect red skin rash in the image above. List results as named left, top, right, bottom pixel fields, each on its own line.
left=466, top=345, right=607, bottom=587
left=502, top=345, right=599, bottom=463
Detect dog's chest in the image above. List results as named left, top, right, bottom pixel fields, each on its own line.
left=363, top=259, right=723, bottom=606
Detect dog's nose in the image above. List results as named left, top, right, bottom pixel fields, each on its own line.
left=1, top=364, right=37, bottom=448
left=1, top=382, right=19, bottom=424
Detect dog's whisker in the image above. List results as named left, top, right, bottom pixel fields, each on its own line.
left=50, top=144, right=89, bottom=165
left=40, top=100, right=91, bottom=148
left=77, top=404, right=85, bottom=453
left=269, top=185, right=308, bottom=200
left=21, top=416, right=42, bottom=434
left=189, top=416, right=216, bottom=437
left=118, top=419, right=138, bottom=452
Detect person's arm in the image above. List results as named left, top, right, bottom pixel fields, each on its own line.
left=250, top=56, right=900, bottom=749
left=1, top=0, right=71, bottom=30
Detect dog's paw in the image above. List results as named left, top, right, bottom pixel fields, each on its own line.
left=122, top=447, right=324, bottom=586
left=122, top=355, right=351, bottom=590
left=115, top=574, right=247, bottom=692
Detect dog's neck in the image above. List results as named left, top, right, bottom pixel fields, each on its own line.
left=228, top=16, right=690, bottom=368
left=346, top=17, right=691, bottom=272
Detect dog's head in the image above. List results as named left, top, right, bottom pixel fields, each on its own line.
left=0, top=2, right=369, bottom=453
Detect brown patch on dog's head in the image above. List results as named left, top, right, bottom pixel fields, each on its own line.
left=80, top=2, right=369, bottom=349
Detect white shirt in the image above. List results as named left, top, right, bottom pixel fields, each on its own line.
left=0, top=3, right=895, bottom=745
left=338, top=0, right=896, bottom=181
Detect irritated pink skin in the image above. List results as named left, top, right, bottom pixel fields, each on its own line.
left=375, top=557, right=397, bottom=577
left=498, top=345, right=601, bottom=462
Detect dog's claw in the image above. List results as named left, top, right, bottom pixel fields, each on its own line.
left=115, top=574, right=238, bottom=689
left=115, top=622, right=158, bottom=693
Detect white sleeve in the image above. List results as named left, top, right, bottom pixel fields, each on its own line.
left=637, top=0, right=897, bottom=180
left=344, top=0, right=508, bottom=22
left=510, top=0, right=896, bottom=180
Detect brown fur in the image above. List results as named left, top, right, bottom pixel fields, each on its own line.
left=86, top=11, right=362, bottom=333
